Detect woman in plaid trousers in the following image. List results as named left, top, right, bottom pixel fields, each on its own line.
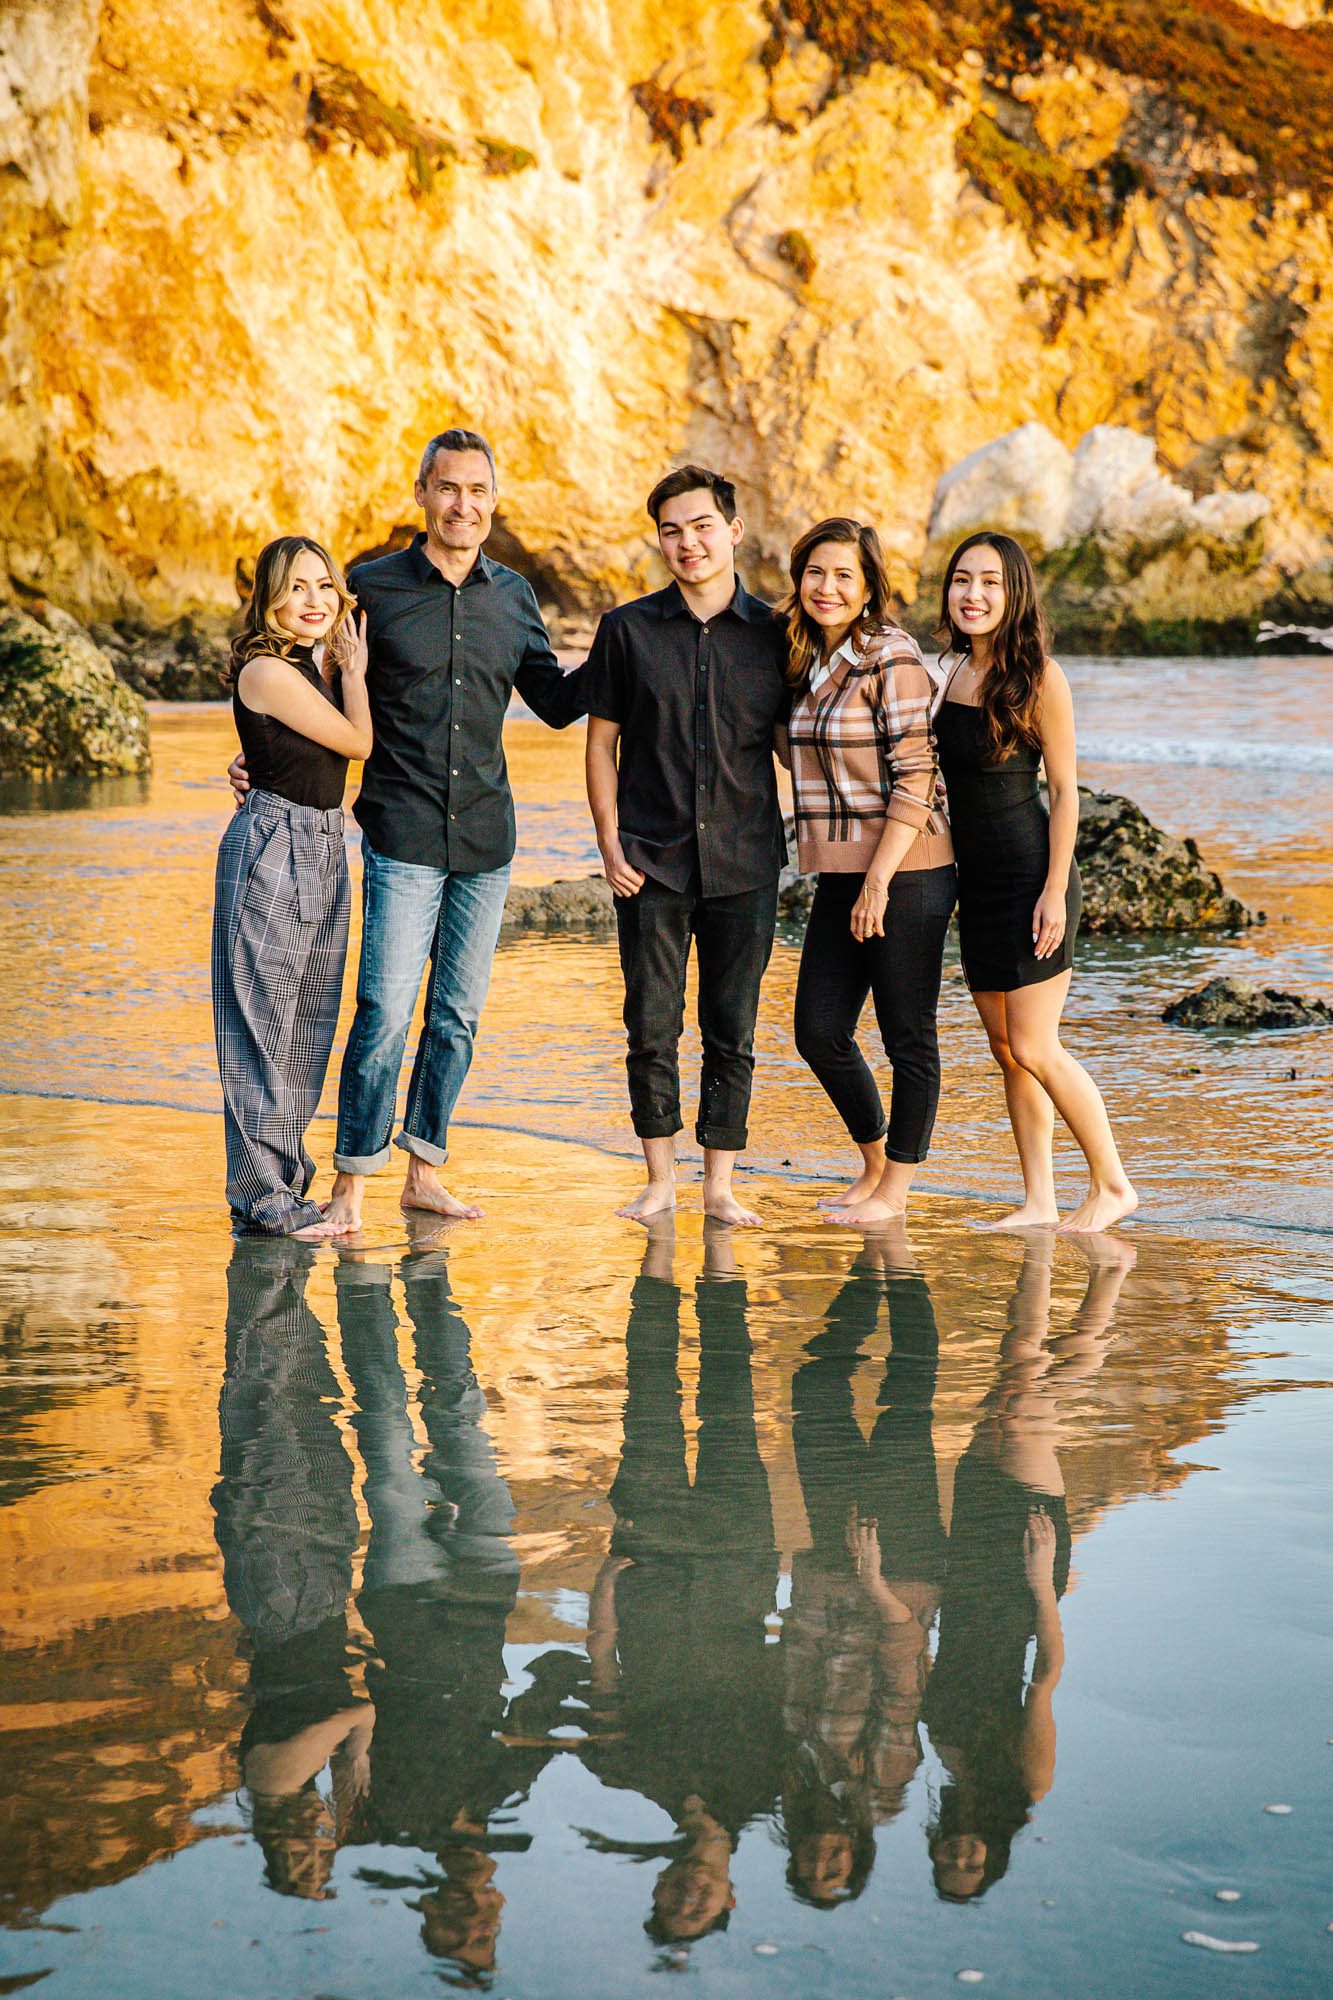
left=212, top=538, right=371, bottom=1238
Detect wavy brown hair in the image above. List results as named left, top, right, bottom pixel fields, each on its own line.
left=230, top=536, right=355, bottom=680
left=783, top=518, right=898, bottom=691
left=936, top=532, right=1050, bottom=758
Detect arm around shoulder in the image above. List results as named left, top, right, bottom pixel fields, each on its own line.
left=237, top=643, right=372, bottom=761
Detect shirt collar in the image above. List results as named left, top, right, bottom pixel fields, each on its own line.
left=408, top=532, right=494, bottom=587
left=651, top=578, right=774, bottom=624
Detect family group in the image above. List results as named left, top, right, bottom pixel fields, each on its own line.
left=212, top=427, right=1137, bottom=1240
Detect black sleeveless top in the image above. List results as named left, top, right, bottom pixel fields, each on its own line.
left=233, top=643, right=349, bottom=810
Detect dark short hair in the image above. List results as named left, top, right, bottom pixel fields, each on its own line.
left=418, top=428, right=497, bottom=487
left=646, top=463, right=737, bottom=525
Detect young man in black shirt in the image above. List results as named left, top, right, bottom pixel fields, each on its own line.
left=584, top=467, right=789, bottom=1225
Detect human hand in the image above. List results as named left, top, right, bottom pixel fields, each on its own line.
left=601, top=838, right=646, bottom=897
left=1022, top=1508, right=1057, bottom=1589
left=1032, top=884, right=1066, bottom=959
left=327, top=606, right=368, bottom=679
left=850, top=874, right=890, bottom=941
left=228, top=751, right=250, bottom=807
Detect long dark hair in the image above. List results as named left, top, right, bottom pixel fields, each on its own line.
left=936, top=532, right=1050, bottom=758
left=783, top=517, right=899, bottom=691
left=230, top=536, right=354, bottom=681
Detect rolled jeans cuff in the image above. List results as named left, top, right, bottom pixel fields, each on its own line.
left=631, top=1112, right=683, bottom=1141
left=395, top=1129, right=449, bottom=1166
left=332, top=1142, right=394, bottom=1175
left=885, top=1142, right=929, bottom=1165
left=697, top=1122, right=748, bottom=1153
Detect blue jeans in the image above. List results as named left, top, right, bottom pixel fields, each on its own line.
left=334, top=840, right=510, bottom=1173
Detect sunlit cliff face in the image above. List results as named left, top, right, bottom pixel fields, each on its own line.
left=2, top=0, right=1332, bottom=622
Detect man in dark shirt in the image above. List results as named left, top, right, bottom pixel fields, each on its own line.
left=585, top=466, right=788, bottom=1225
left=233, top=428, right=585, bottom=1231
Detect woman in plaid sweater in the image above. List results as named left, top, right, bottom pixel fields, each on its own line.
left=784, top=519, right=956, bottom=1222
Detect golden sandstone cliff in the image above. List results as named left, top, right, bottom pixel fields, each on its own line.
left=2, top=0, right=1332, bottom=645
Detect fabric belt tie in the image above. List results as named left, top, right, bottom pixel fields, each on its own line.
left=246, top=791, right=344, bottom=925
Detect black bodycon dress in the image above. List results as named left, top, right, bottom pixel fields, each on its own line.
left=935, top=678, right=1081, bottom=994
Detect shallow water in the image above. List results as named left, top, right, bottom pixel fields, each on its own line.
left=1, top=656, right=1331, bottom=1995
left=0, top=657, right=1329, bottom=1235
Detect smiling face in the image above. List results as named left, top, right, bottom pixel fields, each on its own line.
left=415, top=447, right=497, bottom=555
left=799, top=539, right=868, bottom=651
left=271, top=548, right=343, bottom=645
left=655, top=487, right=743, bottom=593
left=947, top=542, right=1007, bottom=645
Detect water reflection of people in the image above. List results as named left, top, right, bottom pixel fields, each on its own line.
left=211, top=1238, right=372, bottom=1899
left=579, top=1222, right=781, bottom=1945
left=923, top=1234, right=1135, bottom=1899
left=214, top=1227, right=545, bottom=1975
left=783, top=1233, right=946, bottom=1905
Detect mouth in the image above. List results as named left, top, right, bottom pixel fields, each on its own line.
left=811, top=599, right=843, bottom=613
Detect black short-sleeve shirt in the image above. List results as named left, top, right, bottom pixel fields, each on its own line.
left=584, top=580, right=789, bottom=897
left=348, top=535, right=585, bottom=873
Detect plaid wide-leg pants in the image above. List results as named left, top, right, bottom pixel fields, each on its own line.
left=212, top=790, right=351, bottom=1233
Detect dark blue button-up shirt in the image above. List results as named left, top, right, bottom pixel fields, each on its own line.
left=348, top=534, right=586, bottom=873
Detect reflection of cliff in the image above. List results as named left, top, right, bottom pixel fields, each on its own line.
left=2, top=2, right=1331, bottom=626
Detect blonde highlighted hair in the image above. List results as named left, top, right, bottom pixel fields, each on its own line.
left=230, top=536, right=355, bottom=679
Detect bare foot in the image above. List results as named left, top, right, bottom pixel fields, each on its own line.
left=289, top=1219, right=340, bottom=1241
left=982, top=1201, right=1060, bottom=1231
left=816, top=1167, right=884, bottom=1208
left=702, top=1185, right=762, bottom=1227
left=830, top=1195, right=906, bottom=1228
left=401, top=1161, right=483, bottom=1221
left=322, top=1171, right=365, bottom=1235
left=617, top=1179, right=677, bottom=1223
left=1056, top=1181, right=1138, bottom=1234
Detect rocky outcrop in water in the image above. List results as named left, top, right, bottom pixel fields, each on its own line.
left=0, top=603, right=151, bottom=776
left=1072, top=789, right=1255, bottom=932
left=2, top=3, right=1332, bottom=643
left=1162, top=977, right=1332, bottom=1030
left=779, top=788, right=1255, bottom=933
left=502, top=876, right=616, bottom=930
left=919, top=423, right=1281, bottom=651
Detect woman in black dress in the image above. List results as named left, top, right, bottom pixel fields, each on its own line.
left=935, top=534, right=1135, bottom=1232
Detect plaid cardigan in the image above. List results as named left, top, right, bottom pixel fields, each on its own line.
left=787, top=625, right=953, bottom=875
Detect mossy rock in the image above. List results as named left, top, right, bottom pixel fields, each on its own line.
left=0, top=605, right=151, bottom=776
left=501, top=875, right=615, bottom=930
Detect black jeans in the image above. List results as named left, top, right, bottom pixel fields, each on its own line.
left=615, top=874, right=779, bottom=1151
left=793, top=864, right=956, bottom=1163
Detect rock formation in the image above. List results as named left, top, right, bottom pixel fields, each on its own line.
left=1, top=3, right=1331, bottom=643
left=0, top=602, right=151, bottom=775
left=1162, top=977, right=1332, bottom=1029
left=779, top=789, right=1255, bottom=934
left=920, top=422, right=1275, bottom=649
left=501, top=876, right=615, bottom=930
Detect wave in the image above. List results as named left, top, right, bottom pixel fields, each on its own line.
left=1080, top=733, right=1333, bottom=775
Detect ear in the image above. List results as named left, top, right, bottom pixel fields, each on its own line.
left=729, top=515, right=745, bottom=549
left=413, top=478, right=426, bottom=508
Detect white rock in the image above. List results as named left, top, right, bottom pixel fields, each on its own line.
left=1098, top=472, right=1195, bottom=543
left=1263, top=1803, right=1294, bottom=1814
left=927, top=422, right=1073, bottom=554
left=1190, top=490, right=1270, bottom=538
left=753, top=1942, right=779, bottom=1956
left=1064, top=425, right=1159, bottom=540
left=1214, top=1889, right=1242, bottom=1903
left=1182, top=1932, right=1260, bottom=1954
left=956, top=1973, right=985, bottom=1984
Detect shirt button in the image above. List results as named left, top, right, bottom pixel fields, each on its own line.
left=455, top=677, right=461, bottom=685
